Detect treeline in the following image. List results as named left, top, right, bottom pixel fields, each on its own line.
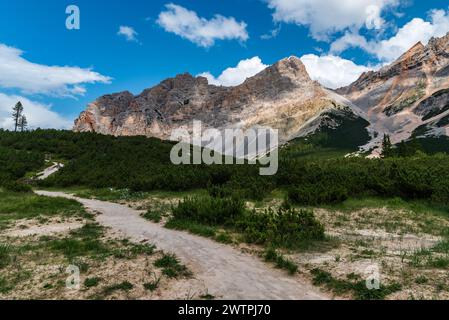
left=280, top=155, right=449, bottom=205
left=1, top=129, right=449, bottom=205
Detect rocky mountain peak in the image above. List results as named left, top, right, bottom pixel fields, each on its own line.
left=241, top=55, right=313, bottom=94
left=337, top=31, right=449, bottom=154
left=393, top=41, right=425, bottom=64
left=156, top=72, right=202, bottom=90
left=267, top=55, right=310, bottom=81
left=428, top=31, right=449, bottom=49
left=73, top=55, right=359, bottom=149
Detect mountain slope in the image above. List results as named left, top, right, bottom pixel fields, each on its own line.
left=74, top=56, right=370, bottom=156
left=337, top=32, right=449, bottom=153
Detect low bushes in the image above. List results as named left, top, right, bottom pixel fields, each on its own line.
left=2, top=181, right=32, bottom=193
left=288, top=184, right=348, bottom=206
left=2, top=130, right=449, bottom=207
left=236, top=207, right=325, bottom=248
left=170, top=196, right=325, bottom=249
left=172, top=196, right=245, bottom=226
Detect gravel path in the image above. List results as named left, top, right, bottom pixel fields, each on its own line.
left=36, top=163, right=64, bottom=180
left=36, top=190, right=329, bottom=300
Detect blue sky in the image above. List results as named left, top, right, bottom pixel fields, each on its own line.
left=0, top=0, right=449, bottom=129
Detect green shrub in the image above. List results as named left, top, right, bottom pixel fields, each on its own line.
left=142, top=211, right=162, bottom=223
left=288, top=184, right=348, bottom=205
left=2, top=181, right=32, bottom=193
left=165, top=219, right=217, bottom=238
left=172, top=196, right=245, bottom=226
left=236, top=207, right=325, bottom=248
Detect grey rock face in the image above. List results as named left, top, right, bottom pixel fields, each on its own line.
left=337, top=32, right=449, bottom=150
left=74, top=56, right=363, bottom=151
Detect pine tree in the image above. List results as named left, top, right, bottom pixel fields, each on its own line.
left=12, top=101, right=24, bottom=132
left=18, top=115, right=28, bottom=132
left=408, top=136, right=423, bottom=155
left=381, top=134, right=393, bottom=158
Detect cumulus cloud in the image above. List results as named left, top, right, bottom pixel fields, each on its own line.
left=0, top=93, right=72, bottom=130
left=266, top=0, right=399, bottom=41
left=300, top=54, right=373, bottom=89
left=199, top=55, right=370, bottom=89
left=0, top=44, right=111, bottom=96
left=117, top=26, right=139, bottom=42
left=331, top=8, right=449, bottom=62
left=198, top=57, right=268, bottom=87
left=157, top=3, right=249, bottom=47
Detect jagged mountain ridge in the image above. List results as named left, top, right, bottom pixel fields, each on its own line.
left=74, top=56, right=368, bottom=155
left=337, top=32, right=449, bottom=153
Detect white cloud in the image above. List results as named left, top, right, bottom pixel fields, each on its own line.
left=0, top=43, right=111, bottom=96
left=266, top=0, right=399, bottom=41
left=300, top=54, right=373, bottom=89
left=157, top=3, right=249, bottom=47
left=331, top=8, right=449, bottom=62
left=117, top=26, right=139, bottom=42
left=199, top=55, right=370, bottom=89
left=198, top=57, right=268, bottom=87
left=0, top=93, right=72, bottom=130
left=261, top=25, right=282, bottom=40
left=330, top=31, right=371, bottom=54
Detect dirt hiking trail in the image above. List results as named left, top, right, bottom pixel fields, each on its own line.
left=36, top=190, right=329, bottom=300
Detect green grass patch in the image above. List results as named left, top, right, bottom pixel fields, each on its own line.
left=264, top=248, right=298, bottom=275
left=311, top=269, right=402, bottom=300
left=215, top=232, right=233, bottom=244
left=153, top=254, right=192, bottom=279
left=165, top=219, right=217, bottom=238
left=101, top=281, right=134, bottom=296
left=48, top=238, right=110, bottom=260
left=127, top=243, right=156, bottom=256
left=415, top=276, right=428, bottom=285
left=143, top=276, right=161, bottom=292
left=0, top=276, right=13, bottom=294
left=200, top=293, right=216, bottom=300
left=0, top=191, right=90, bottom=229
left=0, top=244, right=15, bottom=269
left=325, top=197, right=449, bottom=217
left=428, top=257, right=449, bottom=269
left=72, top=188, right=149, bottom=202
left=84, top=277, right=101, bottom=288
left=410, top=240, right=449, bottom=269
left=141, top=211, right=163, bottom=223
left=70, top=223, right=104, bottom=239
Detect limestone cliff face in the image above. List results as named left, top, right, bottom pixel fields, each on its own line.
left=74, top=56, right=362, bottom=148
left=337, top=32, right=449, bottom=150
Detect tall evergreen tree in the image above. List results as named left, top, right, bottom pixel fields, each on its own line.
left=381, top=134, right=393, bottom=158
left=18, top=115, right=28, bottom=132
left=12, top=101, right=23, bottom=132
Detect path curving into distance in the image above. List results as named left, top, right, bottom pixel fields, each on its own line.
left=36, top=190, right=329, bottom=300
